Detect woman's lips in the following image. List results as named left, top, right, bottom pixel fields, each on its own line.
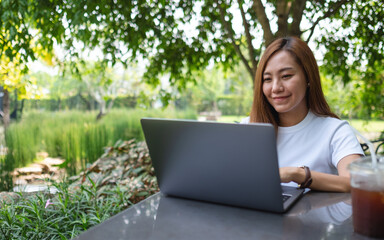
left=272, top=96, right=289, bottom=102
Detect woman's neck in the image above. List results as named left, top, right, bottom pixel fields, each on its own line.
left=279, top=108, right=309, bottom=127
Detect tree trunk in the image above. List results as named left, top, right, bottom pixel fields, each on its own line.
left=106, top=98, right=115, bottom=112
left=96, top=100, right=106, bottom=120
left=78, top=93, right=92, bottom=110
left=57, top=97, right=62, bottom=111
left=289, top=0, right=307, bottom=36
left=10, top=90, right=18, bottom=120
left=19, top=99, right=25, bottom=118
left=253, top=0, right=274, bottom=46
left=2, top=89, right=10, bottom=131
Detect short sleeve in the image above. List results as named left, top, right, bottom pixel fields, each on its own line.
left=330, top=121, right=364, bottom=167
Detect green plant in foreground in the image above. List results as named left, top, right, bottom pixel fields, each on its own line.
left=0, top=139, right=158, bottom=239
left=0, top=181, right=129, bottom=240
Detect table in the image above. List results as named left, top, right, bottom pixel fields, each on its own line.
left=74, top=192, right=375, bottom=240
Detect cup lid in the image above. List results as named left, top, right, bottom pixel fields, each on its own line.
left=348, top=155, right=384, bottom=173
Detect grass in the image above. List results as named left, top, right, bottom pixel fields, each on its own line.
left=5, top=108, right=196, bottom=171
left=347, top=119, right=384, bottom=135
left=217, top=115, right=245, bottom=123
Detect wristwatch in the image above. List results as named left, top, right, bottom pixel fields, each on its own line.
left=298, top=166, right=313, bottom=189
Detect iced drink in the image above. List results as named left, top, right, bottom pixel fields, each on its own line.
left=349, top=156, right=384, bottom=238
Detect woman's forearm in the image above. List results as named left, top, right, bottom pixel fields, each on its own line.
left=309, top=171, right=351, bottom=192
left=280, top=167, right=351, bottom=192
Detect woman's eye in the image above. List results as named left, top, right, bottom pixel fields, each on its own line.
left=263, top=77, right=272, bottom=82
left=282, top=74, right=292, bottom=79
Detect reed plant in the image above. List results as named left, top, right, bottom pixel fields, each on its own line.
left=4, top=108, right=196, bottom=176
left=0, top=156, right=13, bottom=191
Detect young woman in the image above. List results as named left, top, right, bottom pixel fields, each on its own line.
left=241, top=37, right=363, bottom=192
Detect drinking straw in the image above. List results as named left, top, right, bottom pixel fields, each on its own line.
left=351, top=126, right=377, bottom=168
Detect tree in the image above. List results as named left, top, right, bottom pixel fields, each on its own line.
left=189, top=67, right=227, bottom=113
left=75, top=61, right=119, bottom=119
left=32, top=69, right=87, bottom=111
left=178, top=63, right=253, bottom=116
left=0, top=0, right=57, bottom=128
left=1, top=0, right=383, bottom=117
left=58, top=60, right=147, bottom=119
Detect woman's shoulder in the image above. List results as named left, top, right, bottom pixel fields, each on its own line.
left=311, top=112, right=347, bottom=127
left=310, top=113, right=356, bottom=138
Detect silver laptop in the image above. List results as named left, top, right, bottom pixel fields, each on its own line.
left=141, top=118, right=304, bottom=213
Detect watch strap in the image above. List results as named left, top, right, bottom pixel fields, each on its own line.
left=298, top=166, right=313, bottom=189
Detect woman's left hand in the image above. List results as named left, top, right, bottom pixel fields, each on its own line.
left=280, top=154, right=361, bottom=192
left=279, top=167, right=305, bottom=183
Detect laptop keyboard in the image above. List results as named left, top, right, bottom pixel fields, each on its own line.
left=282, top=194, right=292, bottom=202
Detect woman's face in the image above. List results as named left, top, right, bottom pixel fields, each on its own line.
left=262, top=50, right=308, bottom=120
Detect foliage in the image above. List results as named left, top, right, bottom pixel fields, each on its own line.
left=321, top=69, right=384, bottom=120
left=319, top=1, right=384, bottom=119
left=320, top=1, right=384, bottom=83
left=0, top=139, right=158, bottom=239
left=1, top=0, right=383, bottom=117
left=0, top=56, right=24, bottom=94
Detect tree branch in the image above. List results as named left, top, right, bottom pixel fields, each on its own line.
left=237, top=0, right=257, bottom=77
left=306, top=0, right=350, bottom=42
left=252, top=0, right=274, bottom=45
left=216, top=1, right=254, bottom=79
left=289, top=0, right=307, bottom=36
left=276, top=0, right=291, bottom=38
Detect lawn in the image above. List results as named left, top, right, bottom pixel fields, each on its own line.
left=347, top=119, right=384, bottom=134
left=218, top=115, right=384, bottom=136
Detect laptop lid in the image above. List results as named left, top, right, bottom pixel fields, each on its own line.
left=141, top=118, right=303, bottom=213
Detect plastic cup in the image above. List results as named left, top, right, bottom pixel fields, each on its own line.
left=349, top=156, right=384, bottom=238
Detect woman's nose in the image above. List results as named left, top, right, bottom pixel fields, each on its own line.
left=271, top=80, right=283, bottom=93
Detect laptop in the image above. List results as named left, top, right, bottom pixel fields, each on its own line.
left=140, top=118, right=304, bottom=213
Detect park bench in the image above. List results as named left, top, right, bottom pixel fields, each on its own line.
left=198, top=111, right=222, bottom=121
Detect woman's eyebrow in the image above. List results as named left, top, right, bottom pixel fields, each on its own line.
left=264, top=67, right=294, bottom=75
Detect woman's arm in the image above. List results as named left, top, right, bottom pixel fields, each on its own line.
left=279, top=154, right=362, bottom=192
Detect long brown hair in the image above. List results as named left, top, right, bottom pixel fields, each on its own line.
left=249, top=37, right=338, bottom=129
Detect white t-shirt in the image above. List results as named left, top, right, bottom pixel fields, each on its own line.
left=241, top=111, right=364, bottom=186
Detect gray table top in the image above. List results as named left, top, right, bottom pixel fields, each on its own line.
left=74, top=191, right=375, bottom=240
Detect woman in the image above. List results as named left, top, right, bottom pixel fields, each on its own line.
left=241, top=36, right=363, bottom=192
